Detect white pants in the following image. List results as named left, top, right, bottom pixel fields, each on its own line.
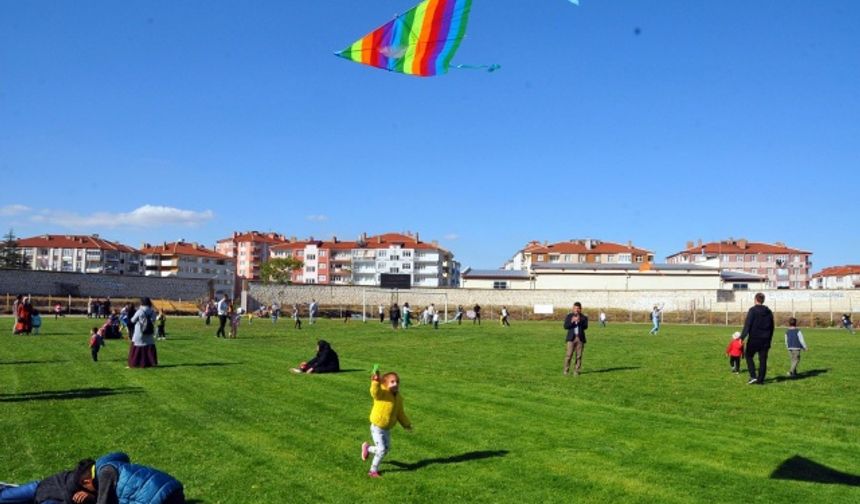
left=368, top=424, right=391, bottom=472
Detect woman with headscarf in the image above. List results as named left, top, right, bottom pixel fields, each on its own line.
left=14, top=295, right=33, bottom=335
left=291, top=340, right=340, bottom=374
left=128, top=297, right=158, bottom=368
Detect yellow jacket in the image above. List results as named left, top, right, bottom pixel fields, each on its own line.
left=369, top=380, right=411, bottom=430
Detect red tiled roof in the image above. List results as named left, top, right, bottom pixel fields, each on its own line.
left=217, top=231, right=287, bottom=244
left=812, top=265, right=860, bottom=278
left=522, top=240, right=652, bottom=256
left=668, top=240, right=811, bottom=257
left=269, top=233, right=446, bottom=253
left=140, top=241, right=232, bottom=260
left=18, top=235, right=139, bottom=253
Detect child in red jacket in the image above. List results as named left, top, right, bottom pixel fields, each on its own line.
left=725, top=331, right=743, bottom=374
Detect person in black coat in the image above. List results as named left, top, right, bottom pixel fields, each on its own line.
left=740, top=292, right=775, bottom=385
left=0, top=458, right=96, bottom=504
left=291, top=340, right=340, bottom=374
left=389, top=304, right=401, bottom=330
left=563, top=302, right=589, bottom=376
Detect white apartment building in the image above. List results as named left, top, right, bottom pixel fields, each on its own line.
left=268, top=232, right=459, bottom=288
left=140, top=241, right=236, bottom=296
left=17, top=234, right=142, bottom=275
left=810, top=266, right=860, bottom=289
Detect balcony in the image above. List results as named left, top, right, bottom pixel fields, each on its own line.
left=415, top=253, right=440, bottom=262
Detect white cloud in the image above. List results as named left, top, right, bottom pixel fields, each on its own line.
left=30, top=205, right=214, bottom=229
left=0, top=204, right=31, bottom=217
left=306, top=214, right=329, bottom=222
left=444, top=233, right=459, bottom=241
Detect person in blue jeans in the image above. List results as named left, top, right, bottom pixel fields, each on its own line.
left=649, top=304, right=663, bottom=335
left=0, top=458, right=96, bottom=504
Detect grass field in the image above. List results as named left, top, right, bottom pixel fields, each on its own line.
left=1, top=315, right=858, bottom=503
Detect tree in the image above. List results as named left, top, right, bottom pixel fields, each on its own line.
left=259, top=257, right=303, bottom=284
left=0, top=228, right=24, bottom=269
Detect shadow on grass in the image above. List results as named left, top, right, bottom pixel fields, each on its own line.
left=0, top=387, right=143, bottom=403
left=157, top=362, right=239, bottom=369
left=771, top=455, right=860, bottom=486
left=186, top=500, right=205, bottom=503
left=0, top=359, right=67, bottom=366
left=386, top=450, right=509, bottom=472
left=581, top=366, right=641, bottom=375
left=769, top=368, right=830, bottom=383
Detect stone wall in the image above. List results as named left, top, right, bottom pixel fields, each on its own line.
left=0, top=269, right=211, bottom=300
left=248, top=283, right=860, bottom=318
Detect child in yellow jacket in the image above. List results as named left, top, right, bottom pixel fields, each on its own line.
left=361, top=368, right=412, bottom=478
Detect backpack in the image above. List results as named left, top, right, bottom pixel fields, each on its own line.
left=141, top=311, right=155, bottom=335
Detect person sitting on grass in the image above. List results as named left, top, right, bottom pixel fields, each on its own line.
left=291, top=340, right=340, bottom=374
left=93, top=452, right=185, bottom=504
left=0, top=458, right=97, bottom=504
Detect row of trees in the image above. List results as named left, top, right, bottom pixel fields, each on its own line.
left=0, top=229, right=25, bottom=269
left=259, top=257, right=304, bottom=284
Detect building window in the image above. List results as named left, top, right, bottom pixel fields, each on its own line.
left=319, top=250, right=327, bottom=257
left=732, top=283, right=749, bottom=290
left=378, top=250, right=388, bottom=258
left=403, top=263, right=411, bottom=270
left=319, top=275, right=327, bottom=282
left=549, top=254, right=560, bottom=263
left=402, top=251, right=412, bottom=257
left=319, top=263, right=326, bottom=270
left=493, top=281, right=508, bottom=289
left=389, top=267, right=400, bottom=273
left=306, top=266, right=316, bottom=273
left=306, top=254, right=316, bottom=260
left=537, top=255, right=544, bottom=262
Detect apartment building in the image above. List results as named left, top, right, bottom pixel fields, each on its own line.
left=505, top=239, right=654, bottom=271
left=215, top=231, right=287, bottom=282
left=810, top=265, right=860, bottom=289
left=666, top=239, right=813, bottom=289
left=17, top=234, right=142, bottom=275
left=268, top=232, right=459, bottom=288
left=140, top=241, right=236, bottom=296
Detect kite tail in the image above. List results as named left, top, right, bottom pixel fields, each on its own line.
left=451, top=63, right=501, bottom=73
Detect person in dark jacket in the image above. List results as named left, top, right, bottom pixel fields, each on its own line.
left=740, top=292, right=775, bottom=385
left=0, top=458, right=96, bottom=504
left=563, top=302, right=589, bottom=376
left=389, top=304, right=401, bottom=330
left=93, top=452, right=184, bottom=504
left=291, top=340, right=341, bottom=374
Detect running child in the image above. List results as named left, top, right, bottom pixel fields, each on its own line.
left=725, top=331, right=743, bottom=374
left=360, top=367, right=413, bottom=478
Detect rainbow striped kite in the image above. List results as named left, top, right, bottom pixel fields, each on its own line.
left=335, top=0, right=473, bottom=77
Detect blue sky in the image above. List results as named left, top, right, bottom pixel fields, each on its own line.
left=1, top=0, right=858, bottom=270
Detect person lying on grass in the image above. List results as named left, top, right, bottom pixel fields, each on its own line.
left=92, top=452, right=184, bottom=504
left=360, top=367, right=413, bottom=478
left=291, top=340, right=340, bottom=374
left=0, top=458, right=97, bottom=504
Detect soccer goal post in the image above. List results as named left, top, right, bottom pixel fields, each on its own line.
left=361, top=288, right=449, bottom=323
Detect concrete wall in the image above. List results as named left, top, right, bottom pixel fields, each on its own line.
left=0, top=269, right=211, bottom=300
left=533, top=271, right=721, bottom=291
left=248, top=283, right=717, bottom=312
left=247, top=283, right=860, bottom=316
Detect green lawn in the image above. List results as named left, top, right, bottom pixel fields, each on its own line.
left=1, top=315, right=858, bottom=503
